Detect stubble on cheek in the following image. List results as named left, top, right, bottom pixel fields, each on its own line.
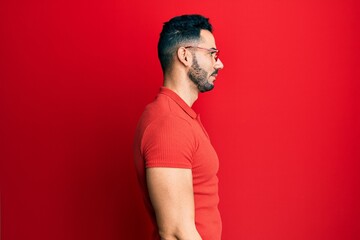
left=188, top=54, right=215, bottom=92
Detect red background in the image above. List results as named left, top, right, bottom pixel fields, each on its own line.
left=1, top=0, right=359, bottom=239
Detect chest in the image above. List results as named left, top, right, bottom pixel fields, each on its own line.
left=191, top=119, right=219, bottom=180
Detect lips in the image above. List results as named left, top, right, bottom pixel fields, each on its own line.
left=210, top=74, right=217, bottom=83
left=211, top=70, right=218, bottom=77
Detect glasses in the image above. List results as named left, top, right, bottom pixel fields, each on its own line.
left=185, top=46, right=220, bottom=61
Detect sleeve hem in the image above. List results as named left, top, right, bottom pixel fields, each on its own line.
left=146, top=162, right=192, bottom=169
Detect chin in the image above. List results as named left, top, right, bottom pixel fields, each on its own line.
left=199, top=82, right=215, bottom=93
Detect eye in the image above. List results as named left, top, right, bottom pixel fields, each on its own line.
left=211, top=51, right=219, bottom=61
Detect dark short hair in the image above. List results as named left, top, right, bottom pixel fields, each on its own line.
left=158, top=14, right=213, bottom=72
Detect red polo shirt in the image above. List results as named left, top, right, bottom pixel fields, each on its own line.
left=133, top=87, right=221, bottom=240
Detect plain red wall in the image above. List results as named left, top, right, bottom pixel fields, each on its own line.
left=1, top=0, right=359, bottom=239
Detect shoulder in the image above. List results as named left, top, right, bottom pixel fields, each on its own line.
left=136, top=93, right=198, bottom=150
left=141, top=114, right=197, bottom=168
left=141, top=113, right=197, bottom=151
left=139, top=94, right=194, bottom=134
left=144, top=113, right=194, bottom=142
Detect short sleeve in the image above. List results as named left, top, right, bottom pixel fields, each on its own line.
left=141, top=115, right=196, bottom=169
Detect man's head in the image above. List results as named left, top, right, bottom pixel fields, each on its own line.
left=158, top=14, right=224, bottom=92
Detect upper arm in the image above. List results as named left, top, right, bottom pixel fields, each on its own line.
left=142, top=116, right=201, bottom=239
left=146, top=167, right=201, bottom=239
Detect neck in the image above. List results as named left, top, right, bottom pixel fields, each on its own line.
left=163, top=71, right=199, bottom=107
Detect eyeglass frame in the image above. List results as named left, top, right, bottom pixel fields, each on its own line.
left=184, top=46, right=220, bottom=62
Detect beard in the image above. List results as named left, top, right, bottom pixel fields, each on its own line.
left=188, top=55, right=215, bottom=93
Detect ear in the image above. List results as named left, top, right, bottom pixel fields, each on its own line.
left=177, top=47, right=192, bottom=67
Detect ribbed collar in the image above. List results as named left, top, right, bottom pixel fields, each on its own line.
left=159, top=87, right=197, bottom=119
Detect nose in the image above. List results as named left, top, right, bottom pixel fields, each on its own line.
left=215, top=58, right=224, bottom=70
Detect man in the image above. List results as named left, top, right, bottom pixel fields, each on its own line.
left=133, top=14, right=224, bottom=240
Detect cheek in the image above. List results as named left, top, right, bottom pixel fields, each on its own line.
left=193, top=55, right=213, bottom=77
left=202, top=60, right=214, bottom=74
left=205, top=64, right=214, bottom=76
left=198, top=61, right=212, bottom=75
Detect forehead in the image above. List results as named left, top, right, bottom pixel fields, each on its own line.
left=199, top=29, right=216, bottom=47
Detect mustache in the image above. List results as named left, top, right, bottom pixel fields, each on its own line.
left=211, top=70, right=218, bottom=76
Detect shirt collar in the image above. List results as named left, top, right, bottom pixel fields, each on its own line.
left=159, top=87, right=197, bottom=119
